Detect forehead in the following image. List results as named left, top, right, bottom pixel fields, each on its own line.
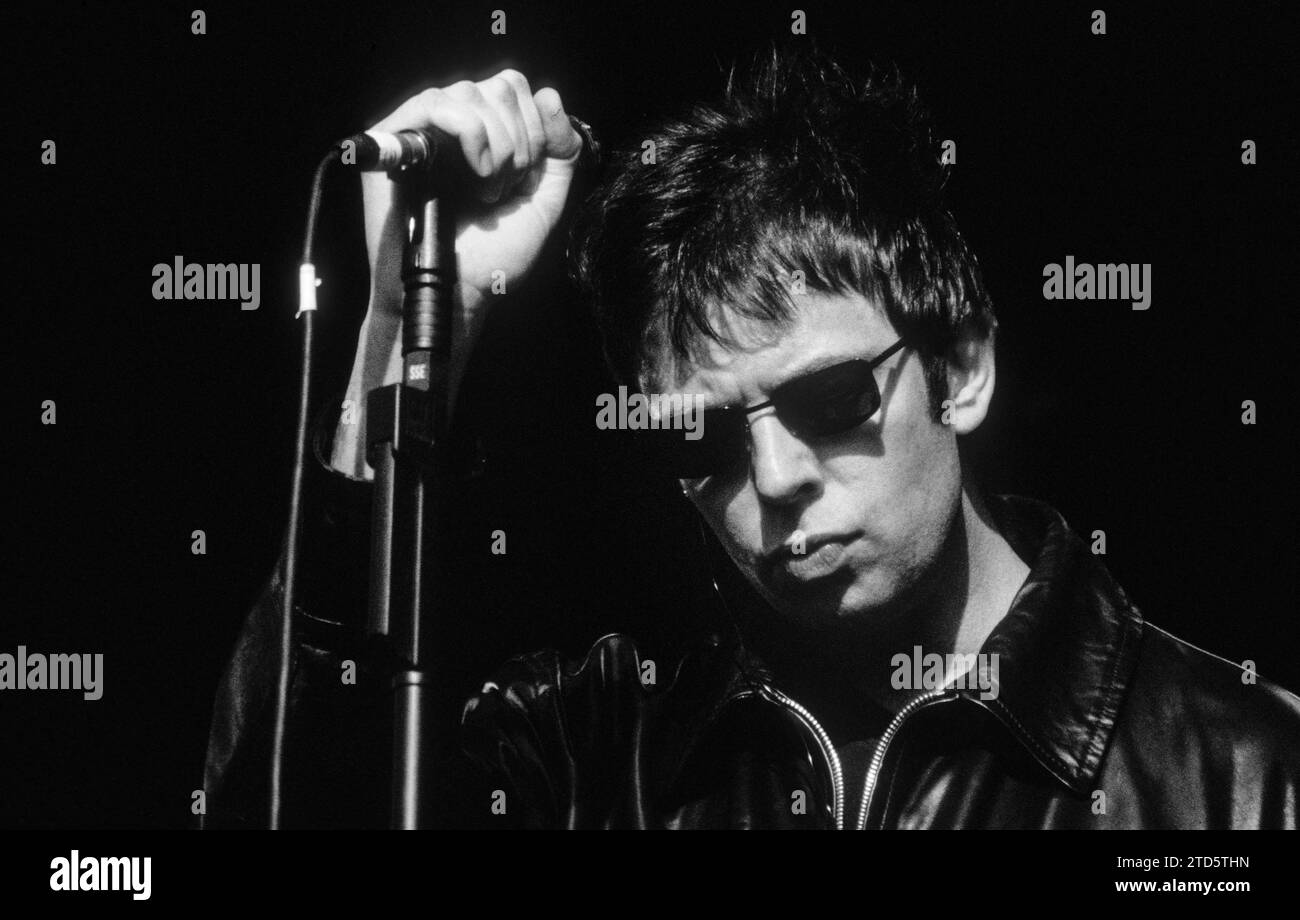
left=641, top=290, right=898, bottom=399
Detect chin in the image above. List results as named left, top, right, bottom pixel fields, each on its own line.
left=754, top=571, right=873, bottom=628
left=760, top=566, right=905, bottom=631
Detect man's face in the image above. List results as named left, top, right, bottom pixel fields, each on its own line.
left=646, top=291, right=964, bottom=629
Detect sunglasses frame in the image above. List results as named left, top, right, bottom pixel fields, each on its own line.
left=663, top=337, right=910, bottom=479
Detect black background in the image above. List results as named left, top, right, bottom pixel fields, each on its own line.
left=5, top=1, right=1295, bottom=828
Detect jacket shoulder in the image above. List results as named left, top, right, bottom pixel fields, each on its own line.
left=1138, top=623, right=1300, bottom=751
left=1107, top=621, right=1300, bottom=826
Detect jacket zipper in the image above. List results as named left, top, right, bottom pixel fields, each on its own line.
left=854, top=689, right=951, bottom=830
left=732, top=684, right=847, bottom=829
left=730, top=682, right=956, bottom=829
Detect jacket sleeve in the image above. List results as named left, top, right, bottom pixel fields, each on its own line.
left=198, top=396, right=385, bottom=828
left=457, top=652, right=570, bottom=829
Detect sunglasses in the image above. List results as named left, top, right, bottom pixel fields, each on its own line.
left=640, top=338, right=909, bottom=479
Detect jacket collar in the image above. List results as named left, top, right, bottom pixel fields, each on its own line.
left=973, top=493, right=1145, bottom=793
left=674, top=493, right=1145, bottom=798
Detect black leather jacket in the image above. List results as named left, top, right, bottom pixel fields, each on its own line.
left=202, top=427, right=1300, bottom=829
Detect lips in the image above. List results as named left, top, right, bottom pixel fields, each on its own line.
left=761, top=532, right=861, bottom=585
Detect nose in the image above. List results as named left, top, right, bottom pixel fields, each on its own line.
left=747, top=408, right=823, bottom=506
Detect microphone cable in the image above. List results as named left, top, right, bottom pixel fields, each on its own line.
left=269, top=147, right=338, bottom=829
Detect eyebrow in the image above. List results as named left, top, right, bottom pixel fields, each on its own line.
left=760, top=343, right=898, bottom=392
left=775, top=351, right=868, bottom=383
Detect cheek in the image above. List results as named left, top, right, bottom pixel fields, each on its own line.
left=689, top=485, right=768, bottom=574
left=844, top=382, right=960, bottom=551
left=715, top=493, right=764, bottom=561
left=900, top=415, right=959, bottom=500
left=881, top=419, right=961, bottom=566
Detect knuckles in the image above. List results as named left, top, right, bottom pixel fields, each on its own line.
left=484, top=75, right=519, bottom=104
left=495, top=68, right=531, bottom=95
left=446, top=79, right=484, bottom=103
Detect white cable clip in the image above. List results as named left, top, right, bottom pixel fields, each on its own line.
left=297, top=263, right=320, bottom=318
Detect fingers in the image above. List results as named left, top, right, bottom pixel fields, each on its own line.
left=369, top=69, right=576, bottom=205
left=443, top=79, right=518, bottom=203
left=371, top=88, right=487, bottom=168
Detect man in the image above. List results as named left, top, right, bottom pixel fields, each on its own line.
left=203, top=46, right=1300, bottom=828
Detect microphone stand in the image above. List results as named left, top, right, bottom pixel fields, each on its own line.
left=364, top=160, right=458, bottom=830
left=357, top=117, right=598, bottom=829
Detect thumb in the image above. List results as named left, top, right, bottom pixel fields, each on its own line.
left=515, top=88, right=582, bottom=213
left=534, top=87, right=584, bottom=161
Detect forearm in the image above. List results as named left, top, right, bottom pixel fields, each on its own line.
left=328, top=74, right=579, bottom=480
left=330, top=311, right=401, bottom=480
left=329, top=285, right=486, bottom=481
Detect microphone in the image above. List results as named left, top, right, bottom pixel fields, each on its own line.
left=339, top=114, right=600, bottom=173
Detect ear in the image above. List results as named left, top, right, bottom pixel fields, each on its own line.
left=942, top=326, right=996, bottom=435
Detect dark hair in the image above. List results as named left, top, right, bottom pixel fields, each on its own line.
left=568, top=43, right=997, bottom=416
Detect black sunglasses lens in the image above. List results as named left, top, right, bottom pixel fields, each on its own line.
left=641, top=408, right=747, bottom=479
left=777, top=361, right=881, bottom=437
left=680, top=409, right=748, bottom=478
